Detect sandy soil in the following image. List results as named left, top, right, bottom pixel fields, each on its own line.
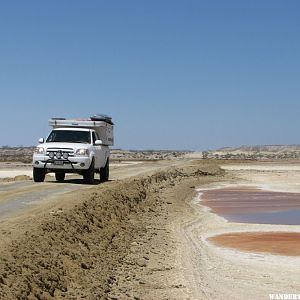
left=0, top=160, right=300, bottom=299
left=184, top=152, right=203, bottom=159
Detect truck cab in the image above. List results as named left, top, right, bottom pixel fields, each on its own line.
left=32, top=115, right=114, bottom=184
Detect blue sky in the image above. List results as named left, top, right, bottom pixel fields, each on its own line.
left=0, top=0, right=299, bottom=150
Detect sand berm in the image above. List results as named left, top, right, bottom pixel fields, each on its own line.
left=0, top=160, right=223, bottom=299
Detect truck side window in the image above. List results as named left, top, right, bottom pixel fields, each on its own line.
left=92, top=132, right=97, bottom=145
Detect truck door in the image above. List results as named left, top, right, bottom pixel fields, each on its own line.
left=92, top=131, right=105, bottom=169
left=92, top=131, right=100, bottom=169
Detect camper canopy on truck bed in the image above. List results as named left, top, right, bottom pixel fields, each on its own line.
left=48, top=116, right=114, bottom=146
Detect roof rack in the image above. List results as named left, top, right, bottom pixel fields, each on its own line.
left=49, top=114, right=114, bottom=126
left=90, top=114, right=114, bottom=125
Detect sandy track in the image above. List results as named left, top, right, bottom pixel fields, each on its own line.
left=0, top=161, right=175, bottom=220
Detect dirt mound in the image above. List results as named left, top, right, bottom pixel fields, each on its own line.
left=0, top=175, right=31, bottom=183
left=0, top=163, right=222, bottom=299
left=14, top=175, right=32, bottom=181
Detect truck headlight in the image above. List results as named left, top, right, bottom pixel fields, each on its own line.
left=34, top=147, right=45, bottom=154
left=63, top=152, right=69, bottom=159
left=76, top=149, right=89, bottom=156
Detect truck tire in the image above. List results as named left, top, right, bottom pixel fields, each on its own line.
left=83, top=159, right=95, bottom=184
left=100, top=158, right=109, bottom=182
left=33, top=168, right=45, bottom=182
left=55, top=172, right=65, bottom=182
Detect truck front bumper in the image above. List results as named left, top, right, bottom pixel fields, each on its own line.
left=32, top=155, right=92, bottom=171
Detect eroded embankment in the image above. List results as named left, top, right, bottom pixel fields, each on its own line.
left=0, top=162, right=222, bottom=299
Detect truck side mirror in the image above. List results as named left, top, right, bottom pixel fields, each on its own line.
left=95, top=139, right=103, bottom=146
left=38, top=138, right=44, bottom=144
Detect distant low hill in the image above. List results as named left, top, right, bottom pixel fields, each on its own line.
left=218, top=145, right=300, bottom=152
left=204, top=145, right=300, bottom=160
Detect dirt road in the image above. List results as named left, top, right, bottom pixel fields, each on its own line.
left=0, top=161, right=175, bottom=220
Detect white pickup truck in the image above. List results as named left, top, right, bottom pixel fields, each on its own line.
left=32, top=115, right=114, bottom=184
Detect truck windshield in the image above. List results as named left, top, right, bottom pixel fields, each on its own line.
left=46, top=130, right=91, bottom=144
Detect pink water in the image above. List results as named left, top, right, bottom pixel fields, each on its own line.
left=201, top=187, right=300, bottom=225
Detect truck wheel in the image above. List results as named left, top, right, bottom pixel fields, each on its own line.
left=33, top=168, right=45, bottom=182
left=55, top=172, right=65, bottom=182
left=83, top=159, right=95, bottom=184
left=100, top=158, right=109, bottom=182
